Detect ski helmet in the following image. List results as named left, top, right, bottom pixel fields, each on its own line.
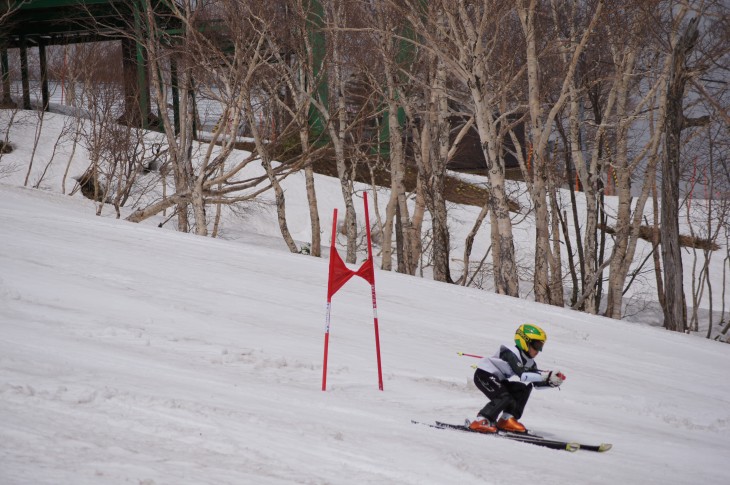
left=514, top=324, right=547, bottom=352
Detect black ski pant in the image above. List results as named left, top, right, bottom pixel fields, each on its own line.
left=473, top=368, right=532, bottom=422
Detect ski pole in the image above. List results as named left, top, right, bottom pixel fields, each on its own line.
left=457, top=352, right=483, bottom=359
left=457, top=352, right=482, bottom=369
left=458, top=352, right=551, bottom=373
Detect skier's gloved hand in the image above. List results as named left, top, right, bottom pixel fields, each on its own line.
left=546, top=370, right=565, bottom=387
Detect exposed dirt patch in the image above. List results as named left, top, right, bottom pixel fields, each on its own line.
left=227, top=139, right=521, bottom=211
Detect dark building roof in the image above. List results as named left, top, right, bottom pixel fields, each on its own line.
left=447, top=115, right=525, bottom=171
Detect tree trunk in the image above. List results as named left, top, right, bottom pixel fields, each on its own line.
left=381, top=53, right=414, bottom=273
left=604, top=49, right=636, bottom=319
left=426, top=57, right=452, bottom=282
left=460, top=203, right=490, bottom=286
left=518, top=0, right=550, bottom=303
left=548, top=179, right=564, bottom=307
left=245, top=93, right=298, bottom=253
left=327, top=0, right=357, bottom=263
left=473, top=103, right=519, bottom=296
left=604, top=43, right=668, bottom=320
left=651, top=180, right=666, bottom=310
left=304, top=162, right=321, bottom=257
left=518, top=0, right=604, bottom=304
left=192, top=178, right=207, bottom=235
left=662, top=17, right=700, bottom=332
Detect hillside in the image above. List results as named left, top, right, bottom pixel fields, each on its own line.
left=1, top=182, right=729, bottom=484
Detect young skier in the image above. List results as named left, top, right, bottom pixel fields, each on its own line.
left=469, top=324, right=565, bottom=433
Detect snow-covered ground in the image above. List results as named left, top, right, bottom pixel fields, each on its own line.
left=1, top=108, right=730, bottom=484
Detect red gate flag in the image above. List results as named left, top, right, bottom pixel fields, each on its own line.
left=322, top=192, right=383, bottom=391
left=327, top=246, right=374, bottom=299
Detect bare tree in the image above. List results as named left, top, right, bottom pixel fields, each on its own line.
left=601, top=4, right=673, bottom=320
left=393, top=0, right=526, bottom=296
left=69, top=42, right=160, bottom=217
left=369, top=0, right=418, bottom=274
left=263, top=0, right=329, bottom=257
left=23, top=99, right=45, bottom=187
left=409, top=54, right=455, bottom=282
left=303, top=0, right=363, bottom=263
left=662, top=11, right=711, bottom=332
left=0, top=1, right=29, bottom=25
left=556, top=1, right=655, bottom=315
left=514, top=0, right=604, bottom=304
left=122, top=1, right=296, bottom=235
left=0, top=105, right=20, bottom=178
left=33, top=115, right=76, bottom=190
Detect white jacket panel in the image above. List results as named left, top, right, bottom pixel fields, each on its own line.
left=476, top=344, right=540, bottom=383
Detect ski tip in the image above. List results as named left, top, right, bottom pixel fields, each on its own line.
left=579, top=442, right=612, bottom=452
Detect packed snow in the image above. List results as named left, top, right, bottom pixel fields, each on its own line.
left=1, top=109, right=730, bottom=484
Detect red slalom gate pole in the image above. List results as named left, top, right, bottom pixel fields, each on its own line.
left=363, top=192, right=384, bottom=391
left=322, top=208, right=338, bottom=391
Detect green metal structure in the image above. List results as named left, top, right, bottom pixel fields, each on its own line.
left=0, top=0, right=175, bottom=128
left=307, top=0, right=327, bottom=140
left=2, top=1, right=410, bottom=145
left=305, top=0, right=410, bottom=154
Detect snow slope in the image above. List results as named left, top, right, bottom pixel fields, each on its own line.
left=1, top=183, right=730, bottom=485
left=2, top=106, right=730, bottom=484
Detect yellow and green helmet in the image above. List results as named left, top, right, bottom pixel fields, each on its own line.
left=515, top=324, right=547, bottom=352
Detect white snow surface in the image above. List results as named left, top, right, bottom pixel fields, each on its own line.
left=1, top=110, right=730, bottom=484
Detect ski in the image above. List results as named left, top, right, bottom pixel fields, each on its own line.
left=445, top=422, right=612, bottom=452
left=448, top=420, right=612, bottom=452
left=412, top=420, right=579, bottom=452
left=413, top=420, right=612, bottom=453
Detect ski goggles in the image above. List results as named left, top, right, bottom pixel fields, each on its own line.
left=530, top=340, right=544, bottom=352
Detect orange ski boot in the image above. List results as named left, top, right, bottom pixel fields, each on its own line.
left=496, top=417, right=527, bottom=433
left=469, top=418, right=498, bottom=434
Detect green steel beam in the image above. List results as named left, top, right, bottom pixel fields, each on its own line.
left=13, top=0, right=126, bottom=9
left=38, top=38, right=49, bottom=110
left=0, top=1, right=176, bottom=47
left=377, top=21, right=416, bottom=156
left=1, top=48, right=12, bottom=105
left=19, top=37, right=30, bottom=109
left=307, top=0, right=327, bottom=140
left=0, top=0, right=176, bottom=130
left=170, top=57, right=180, bottom=134
left=133, top=0, right=149, bottom=128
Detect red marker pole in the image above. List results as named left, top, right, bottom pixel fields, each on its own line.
left=322, top=208, right=338, bottom=391
left=363, top=192, right=384, bottom=390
